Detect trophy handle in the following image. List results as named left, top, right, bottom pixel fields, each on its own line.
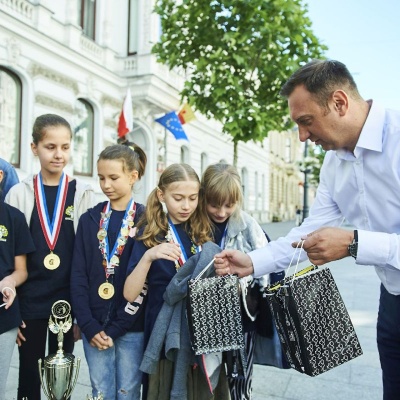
left=38, top=359, right=51, bottom=399
left=64, top=357, right=81, bottom=399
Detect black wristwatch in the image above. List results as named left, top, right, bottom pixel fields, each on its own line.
left=348, top=230, right=358, bottom=259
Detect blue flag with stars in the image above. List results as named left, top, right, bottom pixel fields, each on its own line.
left=155, top=111, right=189, bottom=141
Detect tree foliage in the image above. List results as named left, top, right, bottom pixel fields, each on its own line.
left=153, top=0, right=327, bottom=147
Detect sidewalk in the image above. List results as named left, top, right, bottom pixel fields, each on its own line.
left=5, top=220, right=383, bottom=399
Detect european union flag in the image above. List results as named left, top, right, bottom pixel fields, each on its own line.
left=155, top=111, right=189, bottom=141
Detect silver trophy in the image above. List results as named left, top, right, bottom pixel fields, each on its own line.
left=38, top=300, right=81, bottom=399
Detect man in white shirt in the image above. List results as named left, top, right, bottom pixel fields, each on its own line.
left=214, top=59, right=400, bottom=400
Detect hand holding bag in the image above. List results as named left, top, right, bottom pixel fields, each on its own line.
left=264, top=242, right=363, bottom=376
left=187, top=259, right=245, bottom=355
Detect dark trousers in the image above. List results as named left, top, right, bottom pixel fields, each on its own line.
left=377, top=284, right=400, bottom=400
left=17, top=319, right=74, bottom=400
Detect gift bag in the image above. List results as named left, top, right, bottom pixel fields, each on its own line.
left=265, top=262, right=363, bottom=377
left=187, top=259, right=244, bottom=355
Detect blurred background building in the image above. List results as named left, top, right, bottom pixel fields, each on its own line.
left=0, top=0, right=307, bottom=222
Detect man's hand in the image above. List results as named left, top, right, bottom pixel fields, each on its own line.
left=214, top=249, right=254, bottom=277
left=293, top=227, right=353, bottom=265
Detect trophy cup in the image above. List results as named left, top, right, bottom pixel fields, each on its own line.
left=38, top=300, right=81, bottom=399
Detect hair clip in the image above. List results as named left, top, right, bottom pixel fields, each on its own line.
left=129, top=146, right=135, bottom=152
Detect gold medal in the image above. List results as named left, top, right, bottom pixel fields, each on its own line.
left=98, top=282, right=115, bottom=299
left=44, top=252, right=60, bottom=270
left=97, top=228, right=107, bottom=240
left=120, top=227, right=129, bottom=236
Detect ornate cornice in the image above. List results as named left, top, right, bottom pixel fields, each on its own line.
left=101, top=94, right=121, bottom=109
left=35, top=94, right=74, bottom=113
left=29, top=63, right=79, bottom=94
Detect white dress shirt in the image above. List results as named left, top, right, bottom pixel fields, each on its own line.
left=250, top=101, right=400, bottom=295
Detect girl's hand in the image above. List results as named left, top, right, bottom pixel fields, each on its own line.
left=1, top=285, right=16, bottom=310
left=145, top=243, right=181, bottom=262
left=16, top=321, right=27, bottom=346
left=90, top=331, right=113, bottom=350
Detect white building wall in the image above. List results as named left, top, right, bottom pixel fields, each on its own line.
left=0, top=0, right=303, bottom=222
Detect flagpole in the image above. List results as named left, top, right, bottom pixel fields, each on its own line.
left=164, top=128, right=167, bottom=167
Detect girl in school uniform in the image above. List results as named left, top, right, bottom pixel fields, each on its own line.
left=201, top=163, right=270, bottom=400
left=5, top=114, right=96, bottom=400
left=71, top=144, right=147, bottom=400
left=0, top=166, right=35, bottom=400
left=124, top=163, right=211, bottom=399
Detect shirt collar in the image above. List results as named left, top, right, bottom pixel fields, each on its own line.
left=355, top=100, right=385, bottom=153
left=336, top=100, right=385, bottom=160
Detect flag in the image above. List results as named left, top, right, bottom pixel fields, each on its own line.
left=117, top=88, right=133, bottom=138
left=178, top=103, right=196, bottom=124
left=155, top=111, right=189, bottom=141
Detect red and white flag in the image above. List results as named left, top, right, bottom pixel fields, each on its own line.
left=117, top=88, right=133, bottom=138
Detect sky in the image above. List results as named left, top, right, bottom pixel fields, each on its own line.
left=305, top=0, right=400, bottom=110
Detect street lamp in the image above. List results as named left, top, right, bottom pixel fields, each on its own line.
left=302, top=141, right=310, bottom=222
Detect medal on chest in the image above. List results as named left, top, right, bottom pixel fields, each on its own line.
left=97, top=200, right=136, bottom=299
left=34, top=173, right=69, bottom=270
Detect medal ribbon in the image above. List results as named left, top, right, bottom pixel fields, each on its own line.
left=98, top=199, right=136, bottom=280
left=34, top=173, right=69, bottom=252
left=167, top=218, right=201, bottom=268
left=219, top=225, right=228, bottom=249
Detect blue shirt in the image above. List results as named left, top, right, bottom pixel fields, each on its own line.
left=250, top=101, right=400, bottom=295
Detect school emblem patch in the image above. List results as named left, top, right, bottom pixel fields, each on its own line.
left=65, top=205, right=74, bottom=221
left=0, top=225, right=9, bottom=241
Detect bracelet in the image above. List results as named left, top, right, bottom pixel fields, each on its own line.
left=2, top=287, right=16, bottom=297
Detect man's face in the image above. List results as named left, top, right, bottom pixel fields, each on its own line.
left=288, top=84, right=344, bottom=151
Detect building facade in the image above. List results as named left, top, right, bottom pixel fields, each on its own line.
left=0, top=0, right=303, bottom=221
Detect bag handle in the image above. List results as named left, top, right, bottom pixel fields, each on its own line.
left=193, top=258, right=215, bottom=282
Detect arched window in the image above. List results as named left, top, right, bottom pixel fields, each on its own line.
left=0, top=67, right=22, bottom=166
left=73, top=98, right=94, bottom=176
left=180, top=145, right=190, bottom=164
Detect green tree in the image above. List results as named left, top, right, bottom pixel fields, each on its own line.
left=152, top=0, right=327, bottom=165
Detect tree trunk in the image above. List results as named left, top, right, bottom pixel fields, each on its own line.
left=233, top=141, right=238, bottom=167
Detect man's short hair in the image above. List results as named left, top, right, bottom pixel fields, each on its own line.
left=280, top=59, right=361, bottom=109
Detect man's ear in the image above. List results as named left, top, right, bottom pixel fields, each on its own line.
left=332, top=90, right=349, bottom=116
left=0, top=170, right=3, bottom=184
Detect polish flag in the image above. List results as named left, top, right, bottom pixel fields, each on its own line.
left=117, top=88, right=133, bottom=138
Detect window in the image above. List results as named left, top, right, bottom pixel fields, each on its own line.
left=128, top=0, right=139, bottom=54
left=78, top=0, right=96, bottom=39
left=180, top=145, right=190, bottom=164
left=73, top=99, right=94, bottom=176
left=0, top=67, right=22, bottom=167
left=241, top=167, right=248, bottom=210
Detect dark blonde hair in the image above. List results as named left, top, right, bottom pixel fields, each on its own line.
left=97, top=143, right=147, bottom=178
left=201, top=163, right=243, bottom=217
left=32, top=114, right=72, bottom=145
left=137, top=163, right=211, bottom=247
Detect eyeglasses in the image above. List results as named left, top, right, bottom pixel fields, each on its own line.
left=0, top=302, right=7, bottom=308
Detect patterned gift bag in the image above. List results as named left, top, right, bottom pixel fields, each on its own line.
left=187, top=260, right=244, bottom=355
left=265, top=265, right=363, bottom=376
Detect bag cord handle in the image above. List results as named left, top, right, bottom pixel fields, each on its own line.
left=193, top=258, right=215, bottom=282
left=282, top=239, right=305, bottom=286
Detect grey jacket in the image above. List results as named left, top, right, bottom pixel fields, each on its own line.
left=140, top=241, right=222, bottom=400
